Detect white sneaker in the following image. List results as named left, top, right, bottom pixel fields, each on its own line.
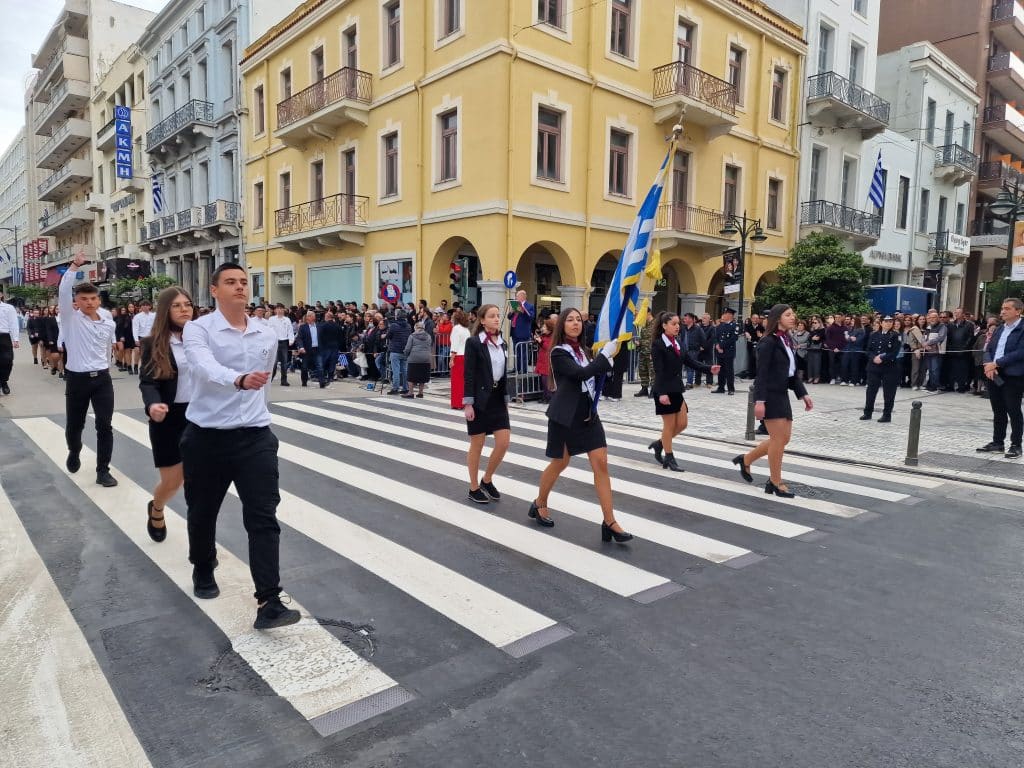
left=840, top=382, right=848, bottom=386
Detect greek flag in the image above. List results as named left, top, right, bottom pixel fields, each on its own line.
left=868, top=150, right=885, bottom=209
left=152, top=169, right=164, bottom=214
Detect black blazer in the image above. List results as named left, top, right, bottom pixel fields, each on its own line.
left=752, top=334, right=808, bottom=403
left=462, top=334, right=508, bottom=411
left=545, top=347, right=612, bottom=427
left=296, top=323, right=320, bottom=351
left=139, top=337, right=181, bottom=418
left=651, top=335, right=710, bottom=396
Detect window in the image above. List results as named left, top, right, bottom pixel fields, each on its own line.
left=672, top=151, right=689, bottom=206
left=280, top=68, right=292, bottom=100
left=676, top=19, right=694, bottom=64
left=936, top=195, right=947, bottom=233
left=181, top=24, right=189, bottom=49
left=896, top=175, right=910, bottom=229
left=728, top=46, right=745, bottom=104
left=724, top=165, right=740, bottom=216
left=439, top=109, right=458, bottom=182
left=441, top=0, right=460, bottom=38
left=343, top=149, right=356, bottom=221
left=344, top=27, right=358, bottom=68
left=955, top=203, right=966, bottom=235
left=311, top=47, right=325, bottom=82
left=196, top=7, right=204, bottom=31
left=384, top=1, right=402, bottom=68
left=383, top=132, right=399, bottom=197
left=253, top=85, right=265, bottom=134
left=818, top=25, right=832, bottom=74
left=311, top=160, right=324, bottom=201
left=809, top=147, right=824, bottom=201
left=253, top=181, right=264, bottom=229
left=538, top=0, right=563, bottom=29
left=841, top=158, right=855, bottom=206
left=280, top=172, right=291, bottom=210
left=962, top=121, right=972, bottom=149
left=221, top=41, right=234, bottom=96
left=849, top=43, right=863, bottom=85
left=944, top=110, right=954, bottom=145
left=853, top=0, right=867, bottom=15
left=918, top=188, right=930, bottom=233
left=608, top=129, right=630, bottom=196
left=770, top=68, right=786, bottom=122
left=767, top=179, right=781, bottom=230
left=925, top=99, right=936, bottom=144
left=537, top=107, right=562, bottom=181
left=610, top=0, right=632, bottom=58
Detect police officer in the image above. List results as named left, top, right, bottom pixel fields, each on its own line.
left=860, top=315, right=902, bottom=423
left=712, top=308, right=739, bottom=395
left=633, top=314, right=653, bottom=398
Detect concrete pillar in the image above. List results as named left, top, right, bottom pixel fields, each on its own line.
left=678, top=293, right=709, bottom=317
left=557, top=284, right=587, bottom=312
left=478, top=279, right=508, bottom=312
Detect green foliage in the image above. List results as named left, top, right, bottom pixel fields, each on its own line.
left=757, top=232, right=873, bottom=318
left=4, top=284, right=53, bottom=306
left=985, top=279, right=1024, bottom=315
left=110, top=275, right=176, bottom=302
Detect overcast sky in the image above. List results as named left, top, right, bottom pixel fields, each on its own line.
left=0, top=0, right=170, bottom=157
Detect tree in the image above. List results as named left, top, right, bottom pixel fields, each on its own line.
left=110, top=275, right=176, bottom=303
left=3, top=284, right=53, bottom=306
left=758, top=232, right=873, bottom=318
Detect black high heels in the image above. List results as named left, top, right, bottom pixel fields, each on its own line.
left=662, top=453, right=683, bottom=472
left=764, top=480, right=795, bottom=498
left=732, top=455, right=753, bottom=483
left=601, top=521, right=633, bottom=543
left=528, top=500, right=554, bottom=528
left=648, top=439, right=663, bottom=465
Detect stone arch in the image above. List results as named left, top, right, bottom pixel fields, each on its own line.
left=587, top=250, right=621, bottom=315
left=654, top=256, right=699, bottom=315
left=428, top=236, right=481, bottom=307
left=705, top=270, right=727, bottom=318
left=514, top=241, right=576, bottom=313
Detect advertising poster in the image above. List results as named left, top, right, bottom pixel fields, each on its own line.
left=722, top=247, right=742, bottom=284
left=377, top=258, right=413, bottom=306
left=1013, top=221, right=1024, bottom=282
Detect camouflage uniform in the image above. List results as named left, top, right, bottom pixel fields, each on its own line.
left=636, top=319, right=653, bottom=388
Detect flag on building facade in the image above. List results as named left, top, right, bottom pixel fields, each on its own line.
left=152, top=168, right=164, bottom=214
left=868, top=150, right=885, bottom=209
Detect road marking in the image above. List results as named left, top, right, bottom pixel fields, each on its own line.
left=0, top=481, right=154, bottom=768
left=110, top=413, right=565, bottom=655
left=330, top=399, right=864, bottom=519
left=283, top=401, right=811, bottom=539
left=268, top=411, right=683, bottom=592
left=14, top=417, right=411, bottom=737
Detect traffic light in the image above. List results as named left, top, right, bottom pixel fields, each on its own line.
left=449, top=260, right=463, bottom=297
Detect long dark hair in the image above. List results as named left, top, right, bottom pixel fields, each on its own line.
left=652, top=311, right=678, bottom=339
left=143, top=286, right=195, bottom=380
left=471, top=304, right=500, bottom=336
left=763, top=303, right=792, bottom=336
left=550, top=307, right=589, bottom=358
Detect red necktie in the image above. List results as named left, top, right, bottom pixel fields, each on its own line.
left=671, top=337, right=680, bottom=357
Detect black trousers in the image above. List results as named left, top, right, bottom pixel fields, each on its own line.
left=273, top=340, right=291, bottom=382
left=301, top=346, right=321, bottom=385
left=864, top=365, right=899, bottom=416
left=946, top=352, right=970, bottom=391
left=989, top=375, right=1024, bottom=447
left=0, top=333, right=13, bottom=384
left=181, top=424, right=282, bottom=601
left=65, top=370, right=114, bottom=473
left=716, top=357, right=735, bottom=392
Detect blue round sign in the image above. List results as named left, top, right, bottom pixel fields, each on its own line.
left=503, top=270, right=517, bottom=290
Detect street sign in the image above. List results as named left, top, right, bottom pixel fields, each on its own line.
left=503, top=270, right=517, bottom=290
left=114, top=106, right=133, bottom=180
left=724, top=283, right=740, bottom=295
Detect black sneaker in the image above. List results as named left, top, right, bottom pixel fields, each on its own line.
left=1, top=383, right=9, bottom=395
left=192, top=566, right=220, bottom=599
left=976, top=442, right=1005, bottom=453
left=254, top=597, right=301, bottom=630
left=66, top=452, right=81, bottom=474
left=96, top=471, right=118, bottom=487
left=1006, top=446, right=1022, bottom=459
left=480, top=479, right=500, bottom=501
left=467, top=487, right=490, bottom=504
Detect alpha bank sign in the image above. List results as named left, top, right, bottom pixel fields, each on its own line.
left=114, top=105, right=133, bottom=180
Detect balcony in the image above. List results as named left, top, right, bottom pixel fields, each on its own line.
left=987, top=51, right=1024, bottom=102
left=933, top=144, right=979, bottom=186
left=32, top=0, right=88, bottom=68
left=39, top=201, right=95, bottom=237
left=146, top=99, right=215, bottom=156
left=976, top=160, right=1022, bottom=198
left=274, top=193, right=368, bottom=251
left=651, top=61, right=738, bottom=138
left=653, top=202, right=734, bottom=250
left=36, top=117, right=90, bottom=170
left=86, top=191, right=108, bottom=212
left=982, top=103, right=1024, bottom=157
left=37, top=158, right=91, bottom=202
left=992, top=1, right=1024, bottom=50
left=800, top=200, right=881, bottom=248
left=970, top=219, right=1010, bottom=255
left=141, top=200, right=241, bottom=251
left=96, top=117, right=117, bottom=151
left=275, top=67, right=372, bottom=148
left=34, top=78, right=90, bottom=136
left=806, top=71, right=890, bottom=139
left=44, top=242, right=95, bottom=266
left=34, top=35, right=89, bottom=92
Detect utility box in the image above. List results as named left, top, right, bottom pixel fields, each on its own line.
left=867, top=284, right=936, bottom=315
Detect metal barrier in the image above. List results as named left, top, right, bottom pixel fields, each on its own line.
left=507, top=340, right=546, bottom=403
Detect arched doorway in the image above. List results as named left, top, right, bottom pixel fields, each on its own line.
left=706, top=270, right=727, bottom=318
left=588, top=250, right=620, bottom=316
left=752, top=270, right=779, bottom=313
left=514, top=242, right=572, bottom=314
left=429, top=236, right=481, bottom=309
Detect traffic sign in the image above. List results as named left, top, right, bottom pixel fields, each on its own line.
left=503, top=270, right=517, bottom=290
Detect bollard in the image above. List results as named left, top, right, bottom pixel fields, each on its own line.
left=905, top=400, right=922, bottom=466
left=745, top=388, right=756, bottom=441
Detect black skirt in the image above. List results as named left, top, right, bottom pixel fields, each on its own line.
left=763, top=392, right=793, bottom=421
left=407, top=362, right=431, bottom=385
left=654, top=392, right=686, bottom=416
left=466, top=381, right=511, bottom=436
left=149, top=402, right=189, bottom=467
left=546, top=394, right=606, bottom=458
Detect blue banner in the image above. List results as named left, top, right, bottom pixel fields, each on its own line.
left=114, top=105, right=133, bottom=180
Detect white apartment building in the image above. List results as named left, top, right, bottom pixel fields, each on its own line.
left=0, top=129, right=28, bottom=286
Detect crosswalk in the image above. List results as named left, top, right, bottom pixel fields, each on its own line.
left=3, top=395, right=939, bottom=763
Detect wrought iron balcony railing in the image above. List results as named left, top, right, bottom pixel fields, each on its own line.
left=277, top=67, right=373, bottom=129
left=101, top=246, right=124, bottom=259
left=988, top=50, right=1024, bottom=80
left=935, top=144, right=979, bottom=172
left=983, top=102, right=1024, bottom=130
left=146, top=99, right=214, bottom=150
left=806, top=71, right=890, bottom=124
left=143, top=200, right=241, bottom=241
left=652, top=61, right=738, bottom=115
left=96, top=116, right=116, bottom=139
left=800, top=200, right=881, bottom=238
left=993, top=0, right=1024, bottom=21
left=978, top=160, right=1022, bottom=186
left=37, top=163, right=73, bottom=196
left=655, top=202, right=729, bottom=237
left=275, top=193, right=368, bottom=236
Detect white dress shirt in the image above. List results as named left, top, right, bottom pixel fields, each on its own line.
left=479, top=331, right=506, bottom=381
left=0, top=301, right=19, bottom=336
left=132, top=311, right=155, bottom=340
left=58, top=268, right=115, bottom=373
left=303, top=322, right=319, bottom=348
left=183, top=310, right=277, bottom=429
left=267, top=314, right=295, bottom=343
left=449, top=324, right=470, bottom=356
left=169, top=334, right=194, bottom=404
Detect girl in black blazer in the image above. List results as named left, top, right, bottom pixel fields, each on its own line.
left=647, top=312, right=719, bottom=471
left=528, top=307, right=633, bottom=542
left=138, top=286, right=197, bottom=541
left=462, top=304, right=511, bottom=504
left=733, top=304, right=813, bottom=498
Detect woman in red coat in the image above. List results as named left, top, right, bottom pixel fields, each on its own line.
left=534, top=312, right=555, bottom=402
left=448, top=309, right=471, bottom=409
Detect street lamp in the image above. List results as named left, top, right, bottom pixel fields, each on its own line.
left=927, top=247, right=957, bottom=310
left=0, top=225, right=20, bottom=287
left=719, top=210, right=767, bottom=320
left=987, top=177, right=1024, bottom=310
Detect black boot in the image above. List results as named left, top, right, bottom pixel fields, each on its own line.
left=662, top=452, right=684, bottom=472
left=634, top=386, right=649, bottom=398
left=648, top=439, right=663, bottom=465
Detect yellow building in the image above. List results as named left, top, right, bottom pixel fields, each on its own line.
left=240, top=0, right=805, bottom=317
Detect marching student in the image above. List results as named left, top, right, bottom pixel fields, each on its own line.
left=138, top=287, right=197, bottom=542
left=528, top=307, right=633, bottom=543
left=860, top=315, right=902, bottom=423
left=61, top=251, right=118, bottom=487
left=646, top=311, right=719, bottom=471
left=130, top=299, right=155, bottom=374
left=0, top=292, right=20, bottom=395
left=267, top=303, right=294, bottom=386
left=462, top=304, right=511, bottom=503
left=181, top=262, right=300, bottom=630
left=733, top=304, right=813, bottom=498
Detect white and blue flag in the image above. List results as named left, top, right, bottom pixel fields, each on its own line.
left=151, top=167, right=164, bottom=214
left=868, top=150, right=885, bottom=209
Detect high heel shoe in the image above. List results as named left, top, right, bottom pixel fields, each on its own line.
left=732, top=455, right=753, bottom=483
left=147, top=500, right=167, bottom=542
left=528, top=500, right=554, bottom=528
left=662, top=452, right=684, bottom=472
left=764, top=480, right=795, bottom=498
left=648, top=439, right=663, bottom=465
left=601, top=521, right=633, bottom=543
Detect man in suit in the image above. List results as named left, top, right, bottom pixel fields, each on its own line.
left=295, top=311, right=323, bottom=387
left=317, top=311, right=342, bottom=387
left=507, top=289, right=535, bottom=374
left=978, top=298, right=1024, bottom=459
left=712, top=308, right=739, bottom=395
left=681, top=313, right=704, bottom=389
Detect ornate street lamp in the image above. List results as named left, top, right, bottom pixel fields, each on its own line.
left=719, top=210, right=767, bottom=320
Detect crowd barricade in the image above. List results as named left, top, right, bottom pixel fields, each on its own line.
left=625, top=346, right=640, bottom=384
left=507, top=340, right=546, bottom=403
left=431, top=334, right=452, bottom=378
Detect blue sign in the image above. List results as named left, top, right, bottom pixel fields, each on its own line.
left=114, top=105, right=133, bottom=180
left=503, top=270, right=517, bottom=290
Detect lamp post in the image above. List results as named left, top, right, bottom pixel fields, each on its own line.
left=718, top=210, right=768, bottom=320
left=0, top=225, right=20, bottom=287
left=927, top=238, right=957, bottom=311
left=987, top=178, right=1024, bottom=311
